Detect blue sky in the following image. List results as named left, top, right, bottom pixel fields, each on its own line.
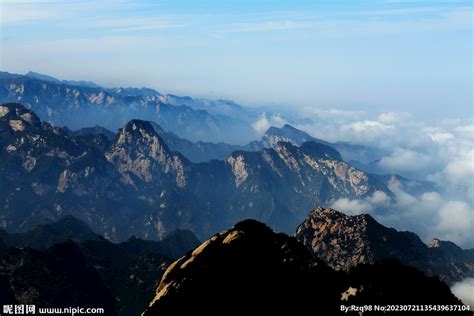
left=0, top=0, right=472, bottom=119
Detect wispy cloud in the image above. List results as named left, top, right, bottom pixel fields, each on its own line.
left=0, top=0, right=172, bottom=27
left=82, top=16, right=187, bottom=33
left=215, top=5, right=472, bottom=37
left=311, top=7, right=472, bottom=37
left=0, top=2, right=59, bottom=23
left=1, top=1, right=471, bottom=131
left=225, top=20, right=313, bottom=33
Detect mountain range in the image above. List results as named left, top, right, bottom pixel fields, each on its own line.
left=66, top=120, right=388, bottom=167
left=0, top=71, right=471, bottom=313
left=0, top=71, right=391, bottom=166
left=0, top=71, right=257, bottom=144
left=247, top=123, right=388, bottom=165
left=2, top=102, right=428, bottom=241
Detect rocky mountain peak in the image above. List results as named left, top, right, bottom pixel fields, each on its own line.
left=114, top=120, right=170, bottom=155
left=25, top=71, right=63, bottom=84
left=0, top=103, right=41, bottom=131
left=306, top=206, right=371, bottom=222
left=25, top=71, right=100, bottom=88
left=428, top=238, right=464, bottom=254
left=428, top=238, right=461, bottom=249
left=122, top=119, right=159, bottom=137
left=264, top=124, right=308, bottom=137
left=300, top=141, right=342, bottom=160
left=264, top=125, right=285, bottom=135
left=107, top=120, right=188, bottom=186
left=142, top=219, right=332, bottom=315
left=428, top=238, right=442, bottom=248
left=295, top=207, right=374, bottom=270
left=143, top=219, right=468, bottom=315
left=262, top=123, right=328, bottom=148
left=296, top=207, right=474, bottom=284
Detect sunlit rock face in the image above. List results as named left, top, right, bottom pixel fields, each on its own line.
left=106, top=120, right=189, bottom=187
left=143, top=219, right=468, bottom=315
left=226, top=155, right=248, bottom=187
left=295, top=207, right=474, bottom=285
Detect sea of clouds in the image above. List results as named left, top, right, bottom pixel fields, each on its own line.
left=252, top=107, right=474, bottom=248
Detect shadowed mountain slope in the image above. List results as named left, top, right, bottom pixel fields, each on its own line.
left=143, top=219, right=468, bottom=315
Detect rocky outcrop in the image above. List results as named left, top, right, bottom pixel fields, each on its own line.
left=106, top=120, right=189, bottom=187
left=143, top=219, right=468, bottom=315
left=295, top=207, right=474, bottom=285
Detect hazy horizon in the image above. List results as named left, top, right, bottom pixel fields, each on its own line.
left=1, top=0, right=472, bottom=120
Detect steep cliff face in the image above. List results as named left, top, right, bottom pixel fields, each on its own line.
left=106, top=120, right=189, bottom=187
left=212, top=141, right=388, bottom=232
left=295, top=207, right=375, bottom=270
left=143, top=219, right=468, bottom=315
left=295, top=207, right=474, bottom=284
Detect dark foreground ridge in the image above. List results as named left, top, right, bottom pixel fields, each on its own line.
left=0, top=216, right=200, bottom=316
left=143, top=219, right=469, bottom=315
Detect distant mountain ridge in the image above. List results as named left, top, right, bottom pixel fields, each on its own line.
left=0, top=215, right=99, bottom=250
left=250, top=123, right=388, bottom=165
left=62, top=121, right=385, bottom=166
left=115, top=121, right=391, bottom=166
left=295, top=207, right=474, bottom=285
left=63, top=126, right=116, bottom=141
left=0, top=215, right=200, bottom=258
left=0, top=71, right=256, bottom=144
left=24, top=71, right=100, bottom=89
left=0, top=71, right=395, bottom=169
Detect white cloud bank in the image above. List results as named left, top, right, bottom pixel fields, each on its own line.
left=331, top=191, right=391, bottom=215
left=276, top=105, right=474, bottom=247
left=451, top=278, right=474, bottom=306
left=252, top=105, right=474, bottom=248
left=330, top=177, right=474, bottom=248
left=251, top=113, right=287, bottom=135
